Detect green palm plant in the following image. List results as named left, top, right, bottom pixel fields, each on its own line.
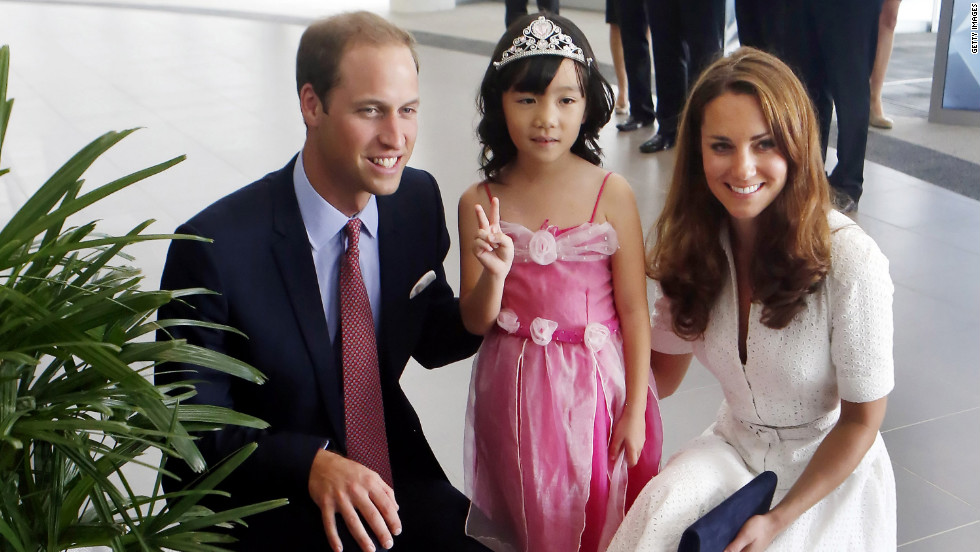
left=0, top=45, right=285, bottom=551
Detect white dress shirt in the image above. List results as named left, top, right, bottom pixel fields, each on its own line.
left=293, top=152, right=381, bottom=343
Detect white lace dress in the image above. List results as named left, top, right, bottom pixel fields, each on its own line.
left=608, top=211, right=897, bottom=551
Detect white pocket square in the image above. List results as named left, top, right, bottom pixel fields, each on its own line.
left=409, top=270, right=436, bottom=299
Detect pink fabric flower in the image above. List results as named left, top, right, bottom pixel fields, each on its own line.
left=496, top=308, right=520, bottom=334
left=527, top=230, right=558, bottom=265
left=530, top=317, right=559, bottom=346
left=583, top=322, right=610, bottom=352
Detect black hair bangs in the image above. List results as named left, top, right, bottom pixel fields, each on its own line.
left=499, top=55, right=585, bottom=96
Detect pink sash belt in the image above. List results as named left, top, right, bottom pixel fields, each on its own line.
left=496, top=316, right=619, bottom=344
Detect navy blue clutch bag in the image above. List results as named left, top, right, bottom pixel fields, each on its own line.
left=677, top=471, right=778, bottom=552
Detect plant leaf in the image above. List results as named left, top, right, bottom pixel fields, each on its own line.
left=143, top=444, right=258, bottom=533
left=0, top=516, right=29, bottom=552
left=0, top=45, right=279, bottom=550
left=0, top=45, right=11, bottom=168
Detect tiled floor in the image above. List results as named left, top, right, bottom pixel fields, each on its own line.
left=1, top=1, right=977, bottom=549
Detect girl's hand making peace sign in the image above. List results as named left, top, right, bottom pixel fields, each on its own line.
left=473, top=197, right=514, bottom=278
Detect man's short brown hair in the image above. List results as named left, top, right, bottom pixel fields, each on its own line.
left=296, top=11, right=419, bottom=106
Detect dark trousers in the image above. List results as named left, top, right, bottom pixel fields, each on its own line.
left=505, top=0, right=560, bottom=27
left=779, top=0, right=882, bottom=202
left=619, top=0, right=725, bottom=134
left=648, top=0, right=725, bottom=136
left=734, top=0, right=788, bottom=55
left=618, top=0, right=656, bottom=123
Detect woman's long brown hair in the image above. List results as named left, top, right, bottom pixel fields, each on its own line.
left=648, top=47, right=832, bottom=339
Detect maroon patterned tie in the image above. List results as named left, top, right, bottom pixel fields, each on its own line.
left=340, top=218, right=393, bottom=486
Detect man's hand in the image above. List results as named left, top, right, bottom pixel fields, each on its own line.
left=309, top=449, right=401, bottom=552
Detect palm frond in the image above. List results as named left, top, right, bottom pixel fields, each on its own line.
left=0, top=44, right=281, bottom=552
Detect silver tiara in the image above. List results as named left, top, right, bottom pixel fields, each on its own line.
left=494, top=16, right=590, bottom=69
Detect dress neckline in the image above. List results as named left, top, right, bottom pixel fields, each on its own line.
left=500, top=219, right=612, bottom=236
left=481, top=172, right=614, bottom=233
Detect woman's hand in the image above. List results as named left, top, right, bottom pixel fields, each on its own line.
left=608, top=404, right=646, bottom=467
left=724, top=512, right=782, bottom=552
left=472, top=197, right=513, bottom=278
left=725, top=397, right=888, bottom=551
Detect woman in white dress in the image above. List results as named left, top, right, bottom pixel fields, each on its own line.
left=608, top=48, right=896, bottom=551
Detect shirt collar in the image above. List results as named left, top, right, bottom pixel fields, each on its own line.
left=293, top=151, right=380, bottom=251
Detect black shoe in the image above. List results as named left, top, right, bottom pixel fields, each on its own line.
left=639, top=133, right=675, bottom=153
left=616, top=117, right=654, bottom=132
left=836, top=196, right=859, bottom=214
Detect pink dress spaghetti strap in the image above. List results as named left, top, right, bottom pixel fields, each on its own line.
left=465, top=174, right=663, bottom=552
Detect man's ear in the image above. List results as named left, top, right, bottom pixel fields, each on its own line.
left=299, top=83, right=323, bottom=127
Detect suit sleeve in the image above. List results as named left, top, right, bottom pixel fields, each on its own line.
left=411, top=172, right=483, bottom=368
left=156, top=223, right=323, bottom=504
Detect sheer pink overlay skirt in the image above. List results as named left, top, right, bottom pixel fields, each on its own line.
left=464, top=332, right=662, bottom=552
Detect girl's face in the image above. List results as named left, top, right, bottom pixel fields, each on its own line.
left=700, top=92, right=788, bottom=225
left=501, top=58, right=586, bottom=165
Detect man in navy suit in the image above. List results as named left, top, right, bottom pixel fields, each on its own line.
left=156, top=12, right=485, bottom=552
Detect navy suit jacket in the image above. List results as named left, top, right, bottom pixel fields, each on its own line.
left=156, top=157, right=481, bottom=546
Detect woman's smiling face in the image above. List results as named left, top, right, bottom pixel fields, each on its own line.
left=700, top=91, right=788, bottom=225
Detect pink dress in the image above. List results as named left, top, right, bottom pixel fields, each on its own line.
left=464, top=177, right=663, bottom=552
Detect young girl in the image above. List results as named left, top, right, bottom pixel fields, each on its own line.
left=459, top=14, right=663, bottom=552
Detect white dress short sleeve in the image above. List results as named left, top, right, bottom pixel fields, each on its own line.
left=650, top=282, right=695, bottom=355
left=827, top=217, right=895, bottom=403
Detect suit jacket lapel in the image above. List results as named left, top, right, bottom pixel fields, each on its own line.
left=377, top=193, right=410, bottom=380
left=270, top=162, right=345, bottom=442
